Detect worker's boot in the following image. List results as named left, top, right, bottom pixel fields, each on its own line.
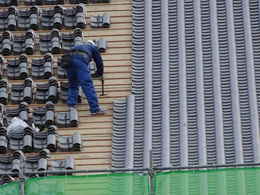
left=91, top=106, right=106, bottom=115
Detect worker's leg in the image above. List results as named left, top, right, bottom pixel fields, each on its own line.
left=66, top=65, right=79, bottom=107
left=71, top=56, right=100, bottom=113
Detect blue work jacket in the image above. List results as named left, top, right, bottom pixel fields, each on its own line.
left=72, top=43, right=104, bottom=75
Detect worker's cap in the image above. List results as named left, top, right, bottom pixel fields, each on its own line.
left=87, top=40, right=96, bottom=46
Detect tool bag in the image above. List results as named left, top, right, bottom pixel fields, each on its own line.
left=60, top=54, right=72, bottom=68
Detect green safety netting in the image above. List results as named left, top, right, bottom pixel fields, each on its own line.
left=0, top=181, right=20, bottom=195
left=154, top=167, right=260, bottom=195
left=25, top=173, right=149, bottom=195
left=2, top=168, right=260, bottom=195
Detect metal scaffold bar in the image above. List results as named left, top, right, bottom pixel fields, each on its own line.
left=1, top=162, right=260, bottom=177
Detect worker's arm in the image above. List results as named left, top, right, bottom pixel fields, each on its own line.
left=92, top=46, right=104, bottom=77
left=72, top=44, right=104, bottom=77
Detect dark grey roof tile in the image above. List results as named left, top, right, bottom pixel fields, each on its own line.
left=7, top=54, right=28, bottom=80
left=90, top=14, right=110, bottom=28
left=59, top=81, right=81, bottom=104
left=61, top=28, right=83, bottom=50
left=57, top=132, right=81, bottom=151
left=31, top=53, right=54, bottom=79
left=33, top=126, right=57, bottom=152
left=40, top=6, right=63, bottom=30
left=16, top=8, right=38, bottom=30
left=32, top=102, right=55, bottom=129
left=0, top=79, right=8, bottom=105
left=51, top=156, right=74, bottom=175
left=39, top=29, right=61, bottom=54
left=63, top=5, right=86, bottom=29
left=96, top=38, right=107, bottom=53
left=0, top=0, right=17, bottom=7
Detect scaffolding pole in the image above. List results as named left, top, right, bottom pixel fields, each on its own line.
left=0, top=162, right=260, bottom=177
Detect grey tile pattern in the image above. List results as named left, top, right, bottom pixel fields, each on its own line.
left=131, top=0, right=145, bottom=169
left=0, top=30, right=107, bottom=55
left=61, top=28, right=83, bottom=50
left=35, top=77, right=59, bottom=104
left=55, top=107, right=79, bottom=128
left=50, top=156, right=74, bottom=174
left=59, top=81, right=82, bottom=104
left=10, top=78, right=33, bottom=104
left=40, top=5, right=63, bottom=30
left=0, top=0, right=112, bottom=184
left=17, top=6, right=38, bottom=30
left=31, top=53, right=53, bottom=79
left=0, top=0, right=17, bottom=7
left=63, top=5, right=86, bottom=29
left=112, top=0, right=260, bottom=168
left=112, top=99, right=127, bottom=168
left=0, top=124, right=81, bottom=153
left=90, top=14, right=110, bottom=28
left=0, top=7, right=16, bottom=31
left=39, top=29, right=61, bottom=54
left=0, top=79, right=8, bottom=105
left=7, top=54, right=29, bottom=80
left=32, top=102, right=55, bottom=128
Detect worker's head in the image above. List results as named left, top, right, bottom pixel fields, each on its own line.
left=87, top=40, right=96, bottom=46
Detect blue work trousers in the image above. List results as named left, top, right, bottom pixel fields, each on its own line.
left=66, top=54, right=100, bottom=113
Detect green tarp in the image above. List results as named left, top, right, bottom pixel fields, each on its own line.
left=155, top=168, right=260, bottom=195
left=1, top=168, right=260, bottom=195
left=25, top=173, right=149, bottom=195
left=0, top=181, right=20, bottom=195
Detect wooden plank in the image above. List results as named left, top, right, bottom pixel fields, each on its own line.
left=74, top=165, right=111, bottom=170
left=106, top=41, right=132, bottom=48
left=67, top=106, right=113, bottom=113
left=86, top=33, right=131, bottom=39
left=85, top=28, right=132, bottom=35
left=100, top=48, right=132, bottom=54
left=58, top=133, right=112, bottom=138
left=102, top=54, right=131, bottom=60
left=77, top=115, right=112, bottom=121
left=91, top=0, right=132, bottom=5
left=87, top=4, right=131, bottom=12
left=73, top=165, right=111, bottom=170
left=73, top=122, right=112, bottom=129
left=51, top=153, right=112, bottom=159
left=88, top=22, right=132, bottom=29
left=88, top=11, right=132, bottom=17
left=79, top=115, right=114, bottom=123
left=68, top=159, right=111, bottom=165
left=99, top=61, right=132, bottom=66
left=105, top=66, right=131, bottom=71
left=49, top=158, right=111, bottom=166
left=58, top=128, right=112, bottom=135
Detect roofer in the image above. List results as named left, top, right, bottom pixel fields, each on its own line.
left=61, top=40, right=105, bottom=115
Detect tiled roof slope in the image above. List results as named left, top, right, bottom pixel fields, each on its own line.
left=57, top=0, right=132, bottom=170
left=1, top=0, right=132, bottom=172
left=112, top=0, right=260, bottom=168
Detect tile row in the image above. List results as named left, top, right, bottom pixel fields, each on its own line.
left=0, top=53, right=100, bottom=80
left=113, top=0, right=260, bottom=168
left=0, top=124, right=81, bottom=153
left=0, top=5, right=110, bottom=31
left=0, top=100, right=79, bottom=128
left=0, top=0, right=110, bottom=7
left=0, top=149, right=75, bottom=185
left=0, top=29, right=107, bottom=55
left=0, top=78, right=84, bottom=105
